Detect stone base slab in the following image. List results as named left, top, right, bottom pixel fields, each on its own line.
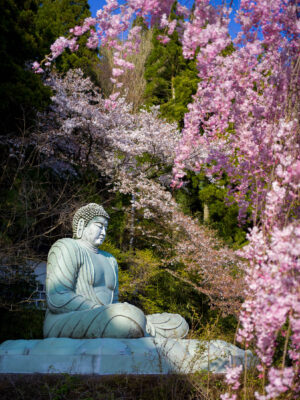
left=0, top=338, right=255, bottom=375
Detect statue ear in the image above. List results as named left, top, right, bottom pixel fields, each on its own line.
left=76, top=218, right=85, bottom=238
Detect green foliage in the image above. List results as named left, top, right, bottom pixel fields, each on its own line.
left=0, top=264, right=37, bottom=308
left=103, top=193, right=132, bottom=250
left=35, top=0, right=99, bottom=78
left=175, top=171, right=249, bottom=248
left=140, top=270, right=208, bottom=322
left=0, top=309, right=44, bottom=343
left=144, top=2, right=199, bottom=126
left=144, top=25, right=185, bottom=104
left=220, top=42, right=235, bottom=57
left=0, top=0, right=51, bottom=134
left=143, top=4, right=241, bottom=250
left=101, top=240, right=237, bottom=340
left=160, top=66, right=199, bottom=127
left=132, top=15, right=148, bottom=32
left=100, top=241, right=161, bottom=308
left=272, top=319, right=293, bottom=368
left=0, top=0, right=101, bottom=135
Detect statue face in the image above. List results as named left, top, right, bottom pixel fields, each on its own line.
left=81, top=216, right=108, bottom=247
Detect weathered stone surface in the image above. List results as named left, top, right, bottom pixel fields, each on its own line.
left=0, top=338, right=255, bottom=375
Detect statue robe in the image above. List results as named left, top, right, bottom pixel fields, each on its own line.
left=44, top=238, right=189, bottom=339
left=44, top=238, right=146, bottom=338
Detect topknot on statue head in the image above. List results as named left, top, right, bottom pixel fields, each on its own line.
left=72, top=203, right=110, bottom=239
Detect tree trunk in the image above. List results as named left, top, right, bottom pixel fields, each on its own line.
left=203, top=203, right=209, bottom=223
left=129, top=193, right=135, bottom=250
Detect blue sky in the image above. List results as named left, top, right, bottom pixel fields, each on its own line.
left=88, top=0, right=242, bottom=39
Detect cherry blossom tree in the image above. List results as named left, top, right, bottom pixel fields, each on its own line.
left=34, top=69, right=241, bottom=314
left=33, top=0, right=299, bottom=397
left=171, top=1, right=299, bottom=398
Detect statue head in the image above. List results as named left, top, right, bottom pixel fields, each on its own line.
left=72, top=203, right=110, bottom=246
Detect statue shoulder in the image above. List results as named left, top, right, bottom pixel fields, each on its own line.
left=99, top=250, right=118, bottom=267
left=47, top=238, right=82, bottom=273
left=48, top=238, right=79, bottom=255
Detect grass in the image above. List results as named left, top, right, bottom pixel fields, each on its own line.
left=0, top=373, right=218, bottom=400
left=0, top=370, right=264, bottom=400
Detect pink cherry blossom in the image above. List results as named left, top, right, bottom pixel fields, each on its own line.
left=157, top=35, right=171, bottom=44
left=68, top=38, right=79, bottom=52
left=71, top=26, right=83, bottom=36
left=259, top=367, right=295, bottom=400
left=167, top=20, right=177, bottom=35
left=220, top=393, right=237, bottom=400
left=112, top=68, right=125, bottom=77
left=50, top=36, right=70, bottom=59
left=225, top=365, right=243, bottom=390
left=86, top=30, right=98, bottom=49
left=160, top=13, right=168, bottom=28
left=109, top=91, right=120, bottom=101
left=32, top=61, right=44, bottom=74
left=177, top=4, right=190, bottom=19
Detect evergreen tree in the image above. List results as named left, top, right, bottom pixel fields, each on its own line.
left=144, top=1, right=198, bottom=127
left=35, top=0, right=99, bottom=77
left=174, top=171, right=249, bottom=248
left=0, top=0, right=51, bottom=134
left=0, top=0, right=100, bottom=135
left=143, top=2, right=245, bottom=247
left=160, top=65, right=198, bottom=127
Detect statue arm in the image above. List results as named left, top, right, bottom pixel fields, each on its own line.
left=46, top=240, right=100, bottom=313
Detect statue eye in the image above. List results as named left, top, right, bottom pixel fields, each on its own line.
left=95, top=223, right=107, bottom=229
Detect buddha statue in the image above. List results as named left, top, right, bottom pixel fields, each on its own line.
left=44, top=203, right=189, bottom=339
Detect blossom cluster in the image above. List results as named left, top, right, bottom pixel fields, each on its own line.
left=34, top=1, right=188, bottom=103
left=170, top=0, right=300, bottom=398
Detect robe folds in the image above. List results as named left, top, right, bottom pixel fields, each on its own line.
left=44, top=238, right=189, bottom=339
